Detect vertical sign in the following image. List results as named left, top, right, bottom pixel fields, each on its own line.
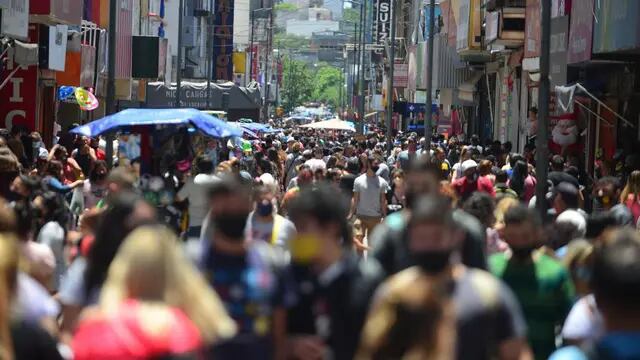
left=213, top=0, right=234, bottom=81
left=567, top=0, right=593, bottom=63
left=456, top=0, right=470, bottom=51
left=1, top=0, right=29, bottom=39
left=524, top=0, right=541, bottom=58
left=549, top=16, right=568, bottom=87
left=0, top=25, right=38, bottom=130
left=372, top=0, right=390, bottom=61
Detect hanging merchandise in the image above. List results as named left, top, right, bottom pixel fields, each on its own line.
left=74, top=87, right=99, bottom=111
left=58, top=86, right=75, bottom=101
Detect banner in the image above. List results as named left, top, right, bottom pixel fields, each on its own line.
left=393, top=62, right=408, bottom=88
left=0, top=25, right=37, bottom=130
left=567, top=0, right=593, bottom=64
left=593, top=0, right=640, bottom=54
left=524, top=0, right=541, bottom=58
left=1, top=0, right=29, bottom=39
left=550, top=16, right=569, bottom=87
left=213, top=0, right=234, bottom=81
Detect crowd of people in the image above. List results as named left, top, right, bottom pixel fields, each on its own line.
left=0, top=123, right=639, bottom=359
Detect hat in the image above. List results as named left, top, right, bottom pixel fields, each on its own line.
left=461, top=160, right=478, bottom=173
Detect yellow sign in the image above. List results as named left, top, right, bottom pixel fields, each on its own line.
left=233, top=52, right=246, bottom=74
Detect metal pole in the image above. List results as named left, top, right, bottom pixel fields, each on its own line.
left=424, top=0, right=435, bottom=141
left=249, top=10, right=254, bottom=83
left=206, top=0, right=214, bottom=109
left=358, top=0, right=367, bottom=134
left=386, top=0, right=396, bottom=157
left=175, top=0, right=184, bottom=108
left=535, top=0, right=551, bottom=218
left=105, top=0, right=117, bottom=167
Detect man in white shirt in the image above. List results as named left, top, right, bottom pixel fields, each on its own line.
left=176, top=155, right=219, bottom=240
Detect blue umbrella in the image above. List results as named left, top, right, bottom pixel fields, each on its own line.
left=70, top=108, right=242, bottom=138
left=239, top=122, right=279, bottom=133
left=227, top=122, right=259, bottom=139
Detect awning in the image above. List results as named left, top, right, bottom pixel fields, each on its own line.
left=457, top=72, right=483, bottom=103
left=555, top=83, right=634, bottom=127
left=300, top=118, right=355, bottom=131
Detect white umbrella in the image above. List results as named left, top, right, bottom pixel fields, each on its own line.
left=300, top=118, right=355, bottom=132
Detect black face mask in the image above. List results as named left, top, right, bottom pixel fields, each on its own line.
left=213, top=213, right=248, bottom=240
left=510, top=245, right=536, bottom=261
left=412, top=250, right=452, bottom=274
left=371, top=165, right=380, bottom=173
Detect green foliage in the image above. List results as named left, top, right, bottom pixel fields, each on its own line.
left=312, top=65, right=343, bottom=108
left=282, top=57, right=314, bottom=112
left=274, top=33, right=309, bottom=50
left=274, top=2, right=298, bottom=12
left=343, top=7, right=360, bottom=23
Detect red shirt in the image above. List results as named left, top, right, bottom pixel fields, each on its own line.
left=452, top=175, right=496, bottom=201
left=72, top=300, right=202, bottom=360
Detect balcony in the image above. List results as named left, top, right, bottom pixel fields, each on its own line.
left=484, top=0, right=525, bottom=12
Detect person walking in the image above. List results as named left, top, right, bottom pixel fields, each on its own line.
left=489, top=205, right=575, bottom=360
left=349, top=155, right=388, bottom=243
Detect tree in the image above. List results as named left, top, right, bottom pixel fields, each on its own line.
left=274, top=2, right=298, bottom=12
left=282, top=57, right=313, bottom=112
left=274, top=33, right=309, bottom=50
left=312, top=65, right=343, bottom=108
left=343, top=7, right=360, bottom=23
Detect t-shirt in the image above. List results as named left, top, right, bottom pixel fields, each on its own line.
left=452, top=175, right=496, bottom=202
left=246, top=213, right=297, bottom=249
left=489, top=253, right=575, bottom=360
left=177, top=174, right=218, bottom=228
left=561, top=294, right=604, bottom=343
left=82, top=180, right=106, bottom=209
left=550, top=333, right=640, bottom=360
left=353, top=174, right=388, bottom=217
left=360, top=267, right=526, bottom=360
left=369, top=210, right=487, bottom=276
left=37, top=221, right=66, bottom=290
left=202, top=242, right=293, bottom=357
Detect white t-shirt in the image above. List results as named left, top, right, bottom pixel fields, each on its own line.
left=37, top=221, right=66, bottom=290
left=177, top=174, right=219, bottom=228
left=561, top=294, right=605, bottom=343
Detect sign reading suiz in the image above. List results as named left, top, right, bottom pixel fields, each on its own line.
left=374, top=0, right=391, bottom=56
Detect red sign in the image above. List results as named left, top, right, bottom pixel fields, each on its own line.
left=524, top=0, right=541, bottom=58
left=0, top=26, right=38, bottom=131
left=567, top=0, right=593, bottom=63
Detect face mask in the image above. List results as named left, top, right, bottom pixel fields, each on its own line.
left=256, top=200, right=273, bottom=217
left=371, top=165, right=380, bottom=173
left=213, top=213, right=248, bottom=240
left=290, top=234, right=321, bottom=264
left=510, top=245, right=536, bottom=261
left=412, top=250, right=452, bottom=274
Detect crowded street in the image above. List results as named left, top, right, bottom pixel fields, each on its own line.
left=2, top=0, right=640, bottom=359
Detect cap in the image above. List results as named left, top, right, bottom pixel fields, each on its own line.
left=461, top=159, right=478, bottom=173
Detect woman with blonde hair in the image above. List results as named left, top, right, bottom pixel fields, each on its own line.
left=72, top=226, right=236, bottom=359
left=621, top=170, right=640, bottom=225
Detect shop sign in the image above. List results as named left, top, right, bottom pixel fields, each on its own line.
left=550, top=16, right=568, bottom=88
left=485, top=11, right=499, bottom=44
left=567, top=0, right=593, bottom=64
left=524, top=0, right=540, bottom=58
left=373, top=0, right=391, bottom=58
left=593, top=0, right=640, bottom=54
left=40, top=25, right=68, bottom=71
left=393, top=62, right=408, bottom=88
left=1, top=0, right=29, bottom=39
left=213, top=0, right=234, bottom=81
left=456, top=0, right=470, bottom=51
left=0, top=25, right=37, bottom=130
